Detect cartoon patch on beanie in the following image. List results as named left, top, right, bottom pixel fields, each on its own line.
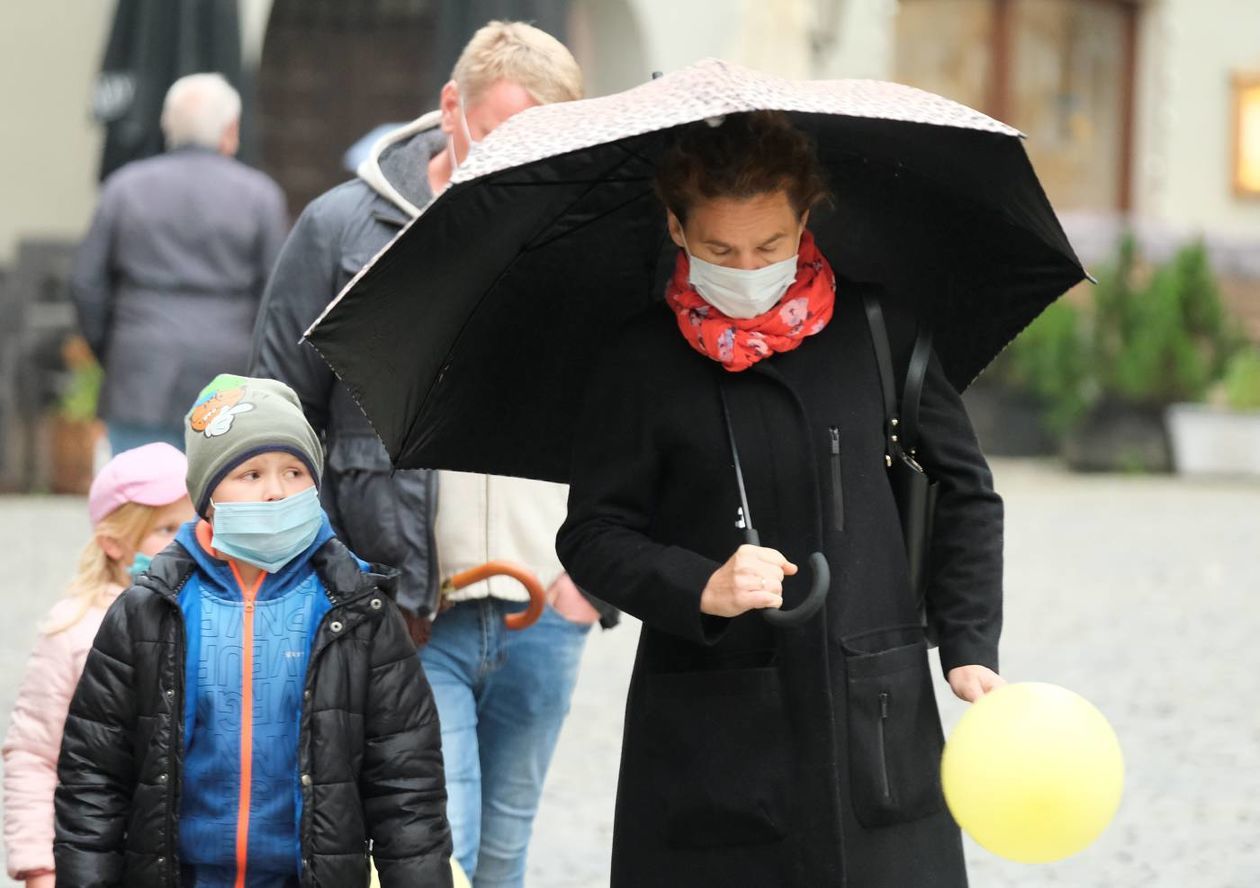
left=189, top=374, right=255, bottom=438
left=184, top=374, right=325, bottom=517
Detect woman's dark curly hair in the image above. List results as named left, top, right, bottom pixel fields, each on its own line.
left=654, top=111, right=831, bottom=224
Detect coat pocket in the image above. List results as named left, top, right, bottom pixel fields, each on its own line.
left=844, top=640, right=945, bottom=828
left=644, top=667, right=790, bottom=850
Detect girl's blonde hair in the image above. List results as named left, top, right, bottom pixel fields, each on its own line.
left=43, top=501, right=162, bottom=635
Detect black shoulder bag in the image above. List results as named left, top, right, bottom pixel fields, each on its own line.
left=861, top=293, right=939, bottom=643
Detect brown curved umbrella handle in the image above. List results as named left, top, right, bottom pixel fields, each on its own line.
left=445, top=561, right=546, bottom=631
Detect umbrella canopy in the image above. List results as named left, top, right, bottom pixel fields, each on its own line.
left=306, top=59, right=1087, bottom=483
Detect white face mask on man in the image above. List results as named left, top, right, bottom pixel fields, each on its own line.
left=446, top=86, right=481, bottom=177
left=685, top=242, right=801, bottom=319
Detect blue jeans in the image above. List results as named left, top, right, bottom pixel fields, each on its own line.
left=420, top=598, right=591, bottom=888
left=107, top=421, right=185, bottom=455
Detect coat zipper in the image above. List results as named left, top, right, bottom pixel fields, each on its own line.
left=162, top=571, right=195, bottom=888
left=296, top=585, right=384, bottom=877
left=877, top=691, right=892, bottom=802
left=228, top=564, right=266, bottom=888
left=427, top=471, right=441, bottom=610
left=829, top=427, right=844, bottom=532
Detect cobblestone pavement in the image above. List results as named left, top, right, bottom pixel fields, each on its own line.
left=2, top=460, right=1258, bottom=886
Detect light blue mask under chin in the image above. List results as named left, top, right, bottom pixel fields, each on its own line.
left=128, top=552, right=153, bottom=579
left=210, top=486, right=323, bottom=574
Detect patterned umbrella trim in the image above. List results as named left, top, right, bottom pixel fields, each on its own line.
left=451, top=57, right=1023, bottom=185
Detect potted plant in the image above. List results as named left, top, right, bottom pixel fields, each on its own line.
left=1063, top=239, right=1238, bottom=473
left=964, top=300, right=1087, bottom=456
left=50, top=335, right=104, bottom=494
left=1167, top=347, right=1260, bottom=476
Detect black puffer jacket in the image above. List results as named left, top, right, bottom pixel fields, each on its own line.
left=53, top=538, right=453, bottom=888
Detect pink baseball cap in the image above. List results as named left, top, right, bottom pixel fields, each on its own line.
left=88, top=443, right=189, bottom=526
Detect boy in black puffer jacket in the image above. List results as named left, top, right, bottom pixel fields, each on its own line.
left=53, top=375, right=453, bottom=888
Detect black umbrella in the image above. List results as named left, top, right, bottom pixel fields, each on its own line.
left=92, top=0, right=243, bottom=180
left=307, top=59, right=1087, bottom=484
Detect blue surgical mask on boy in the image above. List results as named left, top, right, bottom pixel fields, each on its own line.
left=128, top=551, right=153, bottom=578
left=210, top=486, right=323, bottom=573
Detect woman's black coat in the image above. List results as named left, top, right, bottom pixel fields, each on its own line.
left=557, top=280, right=1003, bottom=887
left=52, top=538, right=453, bottom=888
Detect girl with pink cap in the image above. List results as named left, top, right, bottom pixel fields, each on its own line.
left=2, top=443, right=193, bottom=888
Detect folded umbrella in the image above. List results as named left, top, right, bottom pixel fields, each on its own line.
left=306, top=58, right=1086, bottom=483
left=442, top=561, right=546, bottom=631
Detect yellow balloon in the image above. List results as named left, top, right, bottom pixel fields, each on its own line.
left=371, top=858, right=470, bottom=887
left=452, top=858, right=472, bottom=888
left=941, top=682, right=1124, bottom=864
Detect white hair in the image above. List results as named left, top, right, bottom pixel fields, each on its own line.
left=160, top=73, right=241, bottom=150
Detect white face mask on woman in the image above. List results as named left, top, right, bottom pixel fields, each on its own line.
left=686, top=248, right=800, bottom=319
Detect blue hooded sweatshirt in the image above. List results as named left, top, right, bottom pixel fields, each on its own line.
left=173, top=514, right=358, bottom=887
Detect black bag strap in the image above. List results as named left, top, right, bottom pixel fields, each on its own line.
left=862, top=293, right=898, bottom=432
left=861, top=292, right=933, bottom=458
left=901, top=327, right=934, bottom=456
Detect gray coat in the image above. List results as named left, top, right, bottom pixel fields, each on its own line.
left=71, top=148, right=289, bottom=430
left=251, top=120, right=445, bottom=615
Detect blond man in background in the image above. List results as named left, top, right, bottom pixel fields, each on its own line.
left=251, top=22, right=616, bottom=888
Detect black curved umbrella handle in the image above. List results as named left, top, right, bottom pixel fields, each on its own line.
left=763, top=551, right=830, bottom=628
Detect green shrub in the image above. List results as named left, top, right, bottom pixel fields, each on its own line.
left=1088, top=239, right=1237, bottom=406
left=59, top=362, right=103, bottom=423
left=1107, top=263, right=1211, bottom=403
left=1223, top=349, right=1260, bottom=411
left=1089, top=233, right=1142, bottom=386
left=992, top=236, right=1242, bottom=436
left=1004, top=301, right=1088, bottom=435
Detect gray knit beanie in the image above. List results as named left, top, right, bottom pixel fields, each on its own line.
left=184, top=374, right=324, bottom=517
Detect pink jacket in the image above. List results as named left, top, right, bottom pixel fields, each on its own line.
left=3, top=586, right=122, bottom=878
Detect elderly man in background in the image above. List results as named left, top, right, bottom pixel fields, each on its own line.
left=71, top=72, right=289, bottom=454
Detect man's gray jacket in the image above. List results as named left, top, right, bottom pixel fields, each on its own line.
left=252, top=113, right=619, bottom=627
left=251, top=115, right=446, bottom=615
left=71, top=147, right=289, bottom=431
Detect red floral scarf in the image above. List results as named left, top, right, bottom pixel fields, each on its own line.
left=666, top=230, right=836, bottom=372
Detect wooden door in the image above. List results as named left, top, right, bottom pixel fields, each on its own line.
left=256, top=0, right=441, bottom=215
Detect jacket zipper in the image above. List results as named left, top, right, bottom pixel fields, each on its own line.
left=297, top=598, right=339, bottom=882
left=484, top=474, right=492, bottom=598
left=229, top=564, right=266, bottom=888
left=829, top=427, right=844, bottom=532
left=877, top=691, right=892, bottom=802
left=162, top=571, right=195, bottom=888
left=296, top=585, right=384, bottom=877
left=427, top=471, right=441, bottom=609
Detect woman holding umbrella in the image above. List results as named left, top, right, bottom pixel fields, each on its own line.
left=305, top=60, right=1085, bottom=887
left=557, top=111, right=1004, bottom=886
